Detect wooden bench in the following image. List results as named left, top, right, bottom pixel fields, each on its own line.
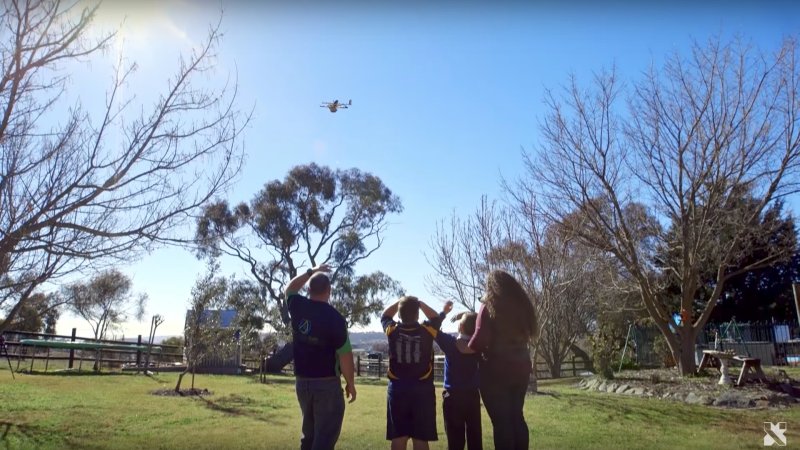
left=697, top=350, right=736, bottom=385
left=733, top=356, right=767, bottom=387
left=696, top=350, right=723, bottom=373
left=697, top=350, right=767, bottom=386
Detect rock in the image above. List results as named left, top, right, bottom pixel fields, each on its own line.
left=629, top=387, right=645, bottom=396
left=606, top=383, right=618, bottom=393
left=586, top=379, right=600, bottom=390
left=755, top=399, right=771, bottom=408
left=684, top=392, right=710, bottom=405
left=778, top=383, right=797, bottom=396
left=713, top=391, right=755, bottom=408
left=597, top=381, right=607, bottom=392
left=616, top=384, right=630, bottom=394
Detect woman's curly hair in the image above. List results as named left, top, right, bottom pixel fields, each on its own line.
left=483, top=269, right=539, bottom=343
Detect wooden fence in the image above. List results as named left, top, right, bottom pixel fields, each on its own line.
left=242, top=355, right=592, bottom=382
left=350, top=356, right=591, bottom=381
left=1, top=329, right=183, bottom=372
left=4, top=329, right=591, bottom=380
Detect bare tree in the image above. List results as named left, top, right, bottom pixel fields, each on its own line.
left=526, top=36, right=800, bottom=375
left=0, top=0, right=247, bottom=332
left=428, top=193, right=597, bottom=387
left=489, top=190, right=596, bottom=381
left=426, top=196, right=505, bottom=312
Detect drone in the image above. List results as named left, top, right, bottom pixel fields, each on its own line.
left=321, top=99, right=351, bottom=113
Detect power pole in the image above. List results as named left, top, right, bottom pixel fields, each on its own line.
left=792, top=284, right=800, bottom=338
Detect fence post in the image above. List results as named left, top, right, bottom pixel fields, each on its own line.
left=136, top=335, right=142, bottom=368
left=356, top=355, right=361, bottom=377
left=572, top=357, right=577, bottom=377
left=68, top=328, right=76, bottom=369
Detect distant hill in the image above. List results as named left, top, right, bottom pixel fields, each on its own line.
left=349, top=331, right=385, bottom=347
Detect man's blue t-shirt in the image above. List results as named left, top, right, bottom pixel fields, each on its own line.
left=287, top=292, right=351, bottom=378
left=435, top=333, right=480, bottom=390
left=381, top=314, right=443, bottom=386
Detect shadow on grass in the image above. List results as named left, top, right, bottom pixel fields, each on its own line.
left=251, top=373, right=297, bottom=386
left=15, top=369, right=132, bottom=377
left=192, top=394, right=287, bottom=425
left=533, top=390, right=561, bottom=399
left=0, top=420, right=80, bottom=450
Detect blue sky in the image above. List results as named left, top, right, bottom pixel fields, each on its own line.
left=55, top=1, right=800, bottom=338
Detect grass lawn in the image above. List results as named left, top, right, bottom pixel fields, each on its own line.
left=1, top=364, right=798, bottom=449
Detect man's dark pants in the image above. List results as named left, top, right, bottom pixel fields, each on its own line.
left=295, top=377, right=345, bottom=450
left=442, top=388, right=483, bottom=450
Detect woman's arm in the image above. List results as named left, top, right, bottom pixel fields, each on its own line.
left=467, top=304, right=491, bottom=353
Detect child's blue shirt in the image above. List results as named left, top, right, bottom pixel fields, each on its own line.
left=435, top=333, right=480, bottom=390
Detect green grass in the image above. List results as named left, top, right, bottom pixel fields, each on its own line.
left=1, top=365, right=799, bottom=449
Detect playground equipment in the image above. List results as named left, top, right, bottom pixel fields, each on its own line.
left=1, top=335, right=14, bottom=380
left=16, top=339, right=160, bottom=373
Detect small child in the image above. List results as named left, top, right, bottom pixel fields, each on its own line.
left=435, top=311, right=482, bottom=450
left=381, top=297, right=452, bottom=450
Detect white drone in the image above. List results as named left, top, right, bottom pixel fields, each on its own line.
left=321, top=99, right=351, bottom=113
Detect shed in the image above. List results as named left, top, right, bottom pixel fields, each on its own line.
left=185, top=308, right=243, bottom=375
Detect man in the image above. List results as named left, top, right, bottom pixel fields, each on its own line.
left=285, top=263, right=356, bottom=450
left=381, top=296, right=452, bottom=450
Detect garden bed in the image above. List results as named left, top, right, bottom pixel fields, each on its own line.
left=577, top=367, right=800, bottom=408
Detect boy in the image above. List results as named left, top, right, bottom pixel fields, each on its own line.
left=435, top=312, right=482, bottom=450
left=381, top=297, right=453, bottom=450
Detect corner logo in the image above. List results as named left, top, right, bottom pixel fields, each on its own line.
left=298, top=320, right=311, bottom=335
left=764, top=422, right=787, bottom=447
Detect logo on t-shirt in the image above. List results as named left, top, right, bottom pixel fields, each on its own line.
left=299, top=319, right=311, bottom=335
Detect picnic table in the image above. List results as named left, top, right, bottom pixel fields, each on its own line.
left=696, top=349, right=767, bottom=386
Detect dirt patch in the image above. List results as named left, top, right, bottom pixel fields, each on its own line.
left=151, top=388, right=212, bottom=397
left=577, top=368, right=800, bottom=408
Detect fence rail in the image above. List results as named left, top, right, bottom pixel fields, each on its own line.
left=1, top=329, right=183, bottom=372
left=350, top=356, right=591, bottom=382
left=242, top=355, right=591, bottom=382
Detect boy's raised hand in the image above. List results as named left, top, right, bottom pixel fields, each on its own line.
left=442, top=300, right=454, bottom=315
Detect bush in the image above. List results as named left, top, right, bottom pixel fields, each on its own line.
left=652, top=334, right=675, bottom=368
left=590, top=330, right=617, bottom=379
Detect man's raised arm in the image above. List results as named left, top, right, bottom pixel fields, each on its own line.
left=285, top=263, right=330, bottom=296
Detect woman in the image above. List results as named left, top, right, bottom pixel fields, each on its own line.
left=468, top=270, right=539, bottom=450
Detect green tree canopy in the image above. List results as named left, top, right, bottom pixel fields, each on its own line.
left=195, top=163, right=403, bottom=333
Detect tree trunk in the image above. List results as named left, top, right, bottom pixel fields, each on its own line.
left=569, top=344, right=593, bottom=372
left=175, top=369, right=188, bottom=392
left=675, top=327, right=697, bottom=376
left=548, top=359, right=561, bottom=379
left=528, top=348, right=539, bottom=393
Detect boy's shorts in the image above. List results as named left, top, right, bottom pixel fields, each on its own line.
left=386, top=381, right=437, bottom=441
